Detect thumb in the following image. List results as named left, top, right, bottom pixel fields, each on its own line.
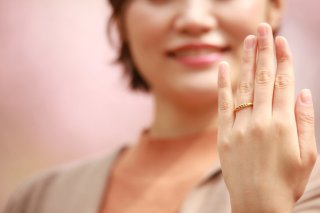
left=295, top=89, right=317, bottom=166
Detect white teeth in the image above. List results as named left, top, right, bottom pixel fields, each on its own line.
left=174, top=49, right=214, bottom=57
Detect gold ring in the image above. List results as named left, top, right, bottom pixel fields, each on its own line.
left=234, top=102, right=253, bottom=112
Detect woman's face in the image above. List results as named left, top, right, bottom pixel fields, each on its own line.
left=124, top=0, right=282, bottom=106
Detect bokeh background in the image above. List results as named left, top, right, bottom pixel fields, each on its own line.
left=0, top=0, right=319, bottom=210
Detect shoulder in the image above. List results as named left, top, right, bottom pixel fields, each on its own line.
left=3, top=146, right=125, bottom=213
left=294, top=157, right=320, bottom=212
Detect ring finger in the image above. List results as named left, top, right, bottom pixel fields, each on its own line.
left=234, top=35, right=257, bottom=127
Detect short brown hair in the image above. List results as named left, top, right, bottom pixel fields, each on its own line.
left=108, top=0, right=150, bottom=92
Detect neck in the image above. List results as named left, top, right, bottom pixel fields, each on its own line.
left=149, top=94, right=218, bottom=139
left=120, top=94, right=220, bottom=180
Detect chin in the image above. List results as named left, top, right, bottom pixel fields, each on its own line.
left=174, top=77, right=219, bottom=95
left=168, top=84, right=219, bottom=110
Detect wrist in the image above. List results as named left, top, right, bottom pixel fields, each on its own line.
left=232, top=207, right=292, bottom=213
left=230, top=195, right=294, bottom=213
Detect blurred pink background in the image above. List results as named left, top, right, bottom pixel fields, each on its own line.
left=0, top=0, right=319, bottom=210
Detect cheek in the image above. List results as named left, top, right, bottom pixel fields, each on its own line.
left=217, top=2, right=268, bottom=88
left=217, top=0, right=267, bottom=78
left=124, top=3, right=170, bottom=81
left=219, top=1, right=267, bottom=45
left=125, top=3, right=170, bottom=55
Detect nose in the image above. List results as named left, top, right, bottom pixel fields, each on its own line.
left=173, top=2, right=216, bottom=36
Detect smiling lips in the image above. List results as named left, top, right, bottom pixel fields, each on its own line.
left=167, top=44, right=227, bottom=68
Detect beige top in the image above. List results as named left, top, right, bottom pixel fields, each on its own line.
left=3, top=144, right=320, bottom=213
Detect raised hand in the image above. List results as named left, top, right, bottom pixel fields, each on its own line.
left=217, top=23, right=317, bottom=213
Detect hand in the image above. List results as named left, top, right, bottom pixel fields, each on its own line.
left=217, top=23, right=317, bottom=213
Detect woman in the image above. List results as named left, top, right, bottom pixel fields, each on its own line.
left=4, top=0, right=320, bottom=212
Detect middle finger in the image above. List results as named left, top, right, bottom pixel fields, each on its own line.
left=253, top=23, right=276, bottom=119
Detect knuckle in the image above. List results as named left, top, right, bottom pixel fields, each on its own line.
left=238, top=81, right=253, bottom=94
left=274, top=74, right=292, bottom=89
left=277, top=52, right=292, bottom=64
left=218, top=137, right=232, bottom=151
left=232, top=128, right=247, bottom=141
left=219, top=99, right=233, bottom=111
left=258, top=42, right=272, bottom=51
left=273, top=119, right=290, bottom=135
left=298, top=111, right=314, bottom=125
left=242, top=50, right=254, bottom=64
left=250, top=119, right=266, bottom=137
left=307, top=149, right=318, bottom=166
left=255, top=70, right=273, bottom=86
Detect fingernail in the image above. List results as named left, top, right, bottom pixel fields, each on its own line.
left=218, top=62, right=228, bottom=87
left=219, top=61, right=228, bottom=72
left=258, top=24, right=268, bottom=37
left=301, top=89, right=312, bottom=104
left=245, top=36, right=256, bottom=50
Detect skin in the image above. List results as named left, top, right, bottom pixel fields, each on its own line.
left=124, top=0, right=283, bottom=138
left=218, top=24, right=317, bottom=212
left=111, top=0, right=317, bottom=212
